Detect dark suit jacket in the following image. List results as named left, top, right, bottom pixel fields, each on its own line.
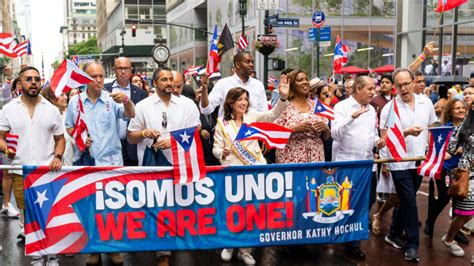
left=104, top=81, right=147, bottom=164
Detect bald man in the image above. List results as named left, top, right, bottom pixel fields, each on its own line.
left=104, top=57, right=147, bottom=166
left=172, top=70, right=196, bottom=101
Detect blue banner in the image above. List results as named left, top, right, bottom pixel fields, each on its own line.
left=23, top=161, right=373, bottom=255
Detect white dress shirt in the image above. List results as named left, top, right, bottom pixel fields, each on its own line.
left=200, top=73, right=268, bottom=116
left=128, top=94, right=201, bottom=166
left=0, top=96, right=64, bottom=175
left=380, top=94, right=437, bottom=170
left=331, top=96, right=379, bottom=164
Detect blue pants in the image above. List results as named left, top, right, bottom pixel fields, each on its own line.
left=389, top=169, right=423, bottom=249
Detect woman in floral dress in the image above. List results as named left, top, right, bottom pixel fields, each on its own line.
left=275, top=70, right=330, bottom=163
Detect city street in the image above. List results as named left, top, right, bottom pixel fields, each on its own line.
left=1, top=180, right=472, bottom=266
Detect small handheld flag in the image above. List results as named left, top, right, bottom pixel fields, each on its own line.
left=385, top=100, right=407, bottom=161
left=417, top=127, right=453, bottom=179
left=235, top=122, right=292, bottom=149
left=313, top=99, right=334, bottom=120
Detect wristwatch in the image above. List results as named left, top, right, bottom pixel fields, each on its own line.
left=54, top=154, right=63, bottom=160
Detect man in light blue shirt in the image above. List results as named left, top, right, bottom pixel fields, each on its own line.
left=65, top=62, right=135, bottom=167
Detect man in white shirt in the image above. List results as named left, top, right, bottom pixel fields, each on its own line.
left=332, top=75, right=385, bottom=260
left=0, top=66, right=65, bottom=266
left=200, top=51, right=268, bottom=116
left=127, top=67, right=200, bottom=266
left=380, top=68, right=436, bottom=262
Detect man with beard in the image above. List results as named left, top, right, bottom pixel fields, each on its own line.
left=0, top=66, right=65, bottom=266
left=104, top=57, right=147, bottom=166
left=127, top=67, right=200, bottom=266
left=200, top=51, right=268, bottom=116
left=370, top=75, right=394, bottom=121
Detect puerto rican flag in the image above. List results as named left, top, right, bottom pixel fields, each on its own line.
left=313, top=99, right=334, bottom=120
left=435, top=0, right=467, bottom=12
left=206, top=25, right=219, bottom=75
left=183, top=65, right=204, bottom=77
left=6, top=133, right=19, bottom=152
left=71, top=94, right=89, bottom=152
left=0, top=33, right=18, bottom=58
left=333, top=35, right=350, bottom=73
left=234, top=122, right=292, bottom=149
left=23, top=166, right=175, bottom=255
left=50, top=59, right=93, bottom=97
left=238, top=34, right=249, bottom=50
left=13, top=40, right=32, bottom=57
left=170, top=126, right=207, bottom=184
left=384, top=99, right=407, bottom=161
left=417, top=127, right=453, bottom=179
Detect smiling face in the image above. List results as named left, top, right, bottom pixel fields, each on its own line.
left=55, top=93, right=68, bottom=109
left=231, top=93, right=249, bottom=117
left=154, top=70, right=174, bottom=97
left=293, top=72, right=310, bottom=97
left=451, top=101, right=466, bottom=122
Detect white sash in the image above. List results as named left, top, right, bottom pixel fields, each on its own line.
left=217, top=117, right=261, bottom=165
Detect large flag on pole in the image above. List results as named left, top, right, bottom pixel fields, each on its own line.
left=13, top=40, right=31, bottom=57
left=384, top=99, right=407, bottom=161
left=435, top=0, right=468, bottom=12
left=170, top=126, right=207, bottom=184
left=238, top=34, right=249, bottom=50
left=218, top=23, right=234, bottom=59
left=417, top=127, right=453, bottom=179
left=50, top=59, right=94, bottom=97
left=206, top=25, right=219, bottom=75
left=333, top=35, right=350, bottom=73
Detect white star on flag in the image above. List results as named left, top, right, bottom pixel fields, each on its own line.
left=180, top=131, right=191, bottom=144
left=245, top=130, right=253, bottom=136
left=317, top=106, right=322, bottom=111
left=34, top=189, right=49, bottom=208
left=437, top=134, right=443, bottom=144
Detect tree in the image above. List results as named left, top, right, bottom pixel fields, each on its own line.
left=68, top=36, right=100, bottom=56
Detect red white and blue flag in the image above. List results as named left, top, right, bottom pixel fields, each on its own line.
left=170, top=126, right=207, bottom=184
left=435, top=0, right=467, bottom=12
left=235, top=122, right=292, bottom=149
left=71, top=94, right=89, bottom=152
left=385, top=99, right=407, bottom=161
left=5, top=133, right=19, bottom=152
left=183, top=65, right=204, bottom=77
left=417, top=127, right=453, bottom=179
left=238, top=34, right=249, bottom=50
left=313, top=99, right=334, bottom=120
left=50, top=59, right=94, bottom=97
left=0, top=33, right=18, bottom=58
left=71, top=55, right=79, bottom=66
left=206, top=25, right=219, bottom=75
left=13, top=40, right=32, bottom=57
left=333, top=35, right=350, bottom=73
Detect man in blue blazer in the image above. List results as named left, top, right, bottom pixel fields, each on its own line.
left=104, top=57, right=147, bottom=166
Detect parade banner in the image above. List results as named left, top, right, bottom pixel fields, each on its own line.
left=23, top=161, right=373, bottom=256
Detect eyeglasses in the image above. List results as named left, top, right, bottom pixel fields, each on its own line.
left=162, top=112, right=167, bottom=129
left=395, top=82, right=412, bottom=90
left=115, top=67, right=131, bottom=72
left=23, top=76, right=41, bottom=83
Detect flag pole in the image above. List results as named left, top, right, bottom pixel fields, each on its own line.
left=375, top=156, right=425, bottom=164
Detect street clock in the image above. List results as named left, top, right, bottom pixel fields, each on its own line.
left=152, top=45, right=170, bottom=64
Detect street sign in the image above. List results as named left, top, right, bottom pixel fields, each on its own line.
left=308, top=27, right=331, bottom=42
left=319, top=41, right=331, bottom=47
left=257, top=0, right=279, bottom=10
left=268, top=14, right=279, bottom=25
left=273, top=18, right=300, bottom=28
left=312, top=11, right=325, bottom=28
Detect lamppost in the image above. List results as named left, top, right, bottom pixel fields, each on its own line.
left=239, top=0, right=247, bottom=36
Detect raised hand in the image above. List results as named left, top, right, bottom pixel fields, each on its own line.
left=279, top=74, right=289, bottom=100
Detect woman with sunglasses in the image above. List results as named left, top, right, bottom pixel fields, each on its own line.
left=213, top=79, right=289, bottom=265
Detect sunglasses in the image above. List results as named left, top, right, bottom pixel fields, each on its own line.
left=162, top=112, right=167, bottom=129
left=24, top=76, right=41, bottom=83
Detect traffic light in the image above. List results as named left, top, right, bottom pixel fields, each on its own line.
left=272, top=59, right=285, bottom=71
left=265, top=24, right=273, bottom=34
left=131, top=24, right=137, bottom=37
